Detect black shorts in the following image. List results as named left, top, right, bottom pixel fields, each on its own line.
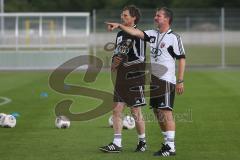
left=113, top=85, right=145, bottom=107
left=150, top=76, right=175, bottom=110
left=113, top=65, right=146, bottom=107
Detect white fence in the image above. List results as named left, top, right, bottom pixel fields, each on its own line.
left=0, top=12, right=90, bottom=70
left=0, top=12, right=90, bottom=51
left=92, top=8, right=240, bottom=67
left=0, top=9, right=240, bottom=69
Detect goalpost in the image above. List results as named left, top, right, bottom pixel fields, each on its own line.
left=25, top=19, right=57, bottom=45
left=0, top=12, right=90, bottom=49
left=0, top=12, right=90, bottom=70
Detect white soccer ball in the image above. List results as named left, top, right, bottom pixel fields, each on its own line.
left=108, top=115, right=113, bottom=127
left=1, top=114, right=16, bottom=128
left=0, top=113, right=7, bottom=126
left=55, top=116, right=70, bottom=129
left=123, top=115, right=135, bottom=130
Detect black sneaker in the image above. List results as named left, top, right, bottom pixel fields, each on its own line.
left=153, top=143, right=176, bottom=156
left=135, top=141, right=147, bottom=152
left=99, top=143, right=121, bottom=153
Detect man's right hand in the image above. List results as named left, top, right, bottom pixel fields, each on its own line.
left=105, top=22, right=120, bottom=31
left=111, top=55, right=123, bottom=72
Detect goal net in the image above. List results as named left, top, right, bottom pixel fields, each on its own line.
left=0, top=12, right=90, bottom=70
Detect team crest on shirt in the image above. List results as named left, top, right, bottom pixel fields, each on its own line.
left=160, top=42, right=165, bottom=48
left=114, top=38, right=132, bottom=55
left=149, top=36, right=156, bottom=43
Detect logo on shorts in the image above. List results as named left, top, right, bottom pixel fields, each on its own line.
left=136, top=100, right=141, bottom=104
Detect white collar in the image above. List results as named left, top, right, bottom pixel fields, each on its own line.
left=156, top=28, right=171, bottom=34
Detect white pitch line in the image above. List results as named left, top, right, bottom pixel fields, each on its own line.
left=0, top=97, right=12, bottom=106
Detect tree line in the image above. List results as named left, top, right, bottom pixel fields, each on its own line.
left=5, top=0, right=240, bottom=12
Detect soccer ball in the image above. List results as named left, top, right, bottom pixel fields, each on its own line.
left=55, top=116, right=70, bottom=129
left=108, top=115, right=136, bottom=129
left=1, top=114, right=16, bottom=128
left=0, top=113, right=7, bottom=126
left=108, top=115, right=113, bottom=127
left=123, top=115, right=135, bottom=130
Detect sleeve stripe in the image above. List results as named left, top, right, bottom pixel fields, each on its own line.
left=134, top=38, right=145, bottom=61
left=179, top=37, right=185, bottom=55
left=133, top=40, right=138, bottom=57
left=176, top=36, right=183, bottom=55
left=172, top=32, right=185, bottom=55
left=140, top=39, right=145, bottom=60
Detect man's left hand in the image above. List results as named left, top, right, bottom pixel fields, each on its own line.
left=176, top=83, right=184, bottom=95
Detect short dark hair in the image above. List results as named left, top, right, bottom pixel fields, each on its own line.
left=123, top=5, right=141, bottom=24
left=157, top=7, right=173, bottom=25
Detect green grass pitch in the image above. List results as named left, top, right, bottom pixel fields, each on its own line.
left=96, top=45, right=240, bottom=67
left=0, top=69, right=240, bottom=160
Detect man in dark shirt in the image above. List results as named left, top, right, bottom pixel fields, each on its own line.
left=99, top=5, right=147, bottom=153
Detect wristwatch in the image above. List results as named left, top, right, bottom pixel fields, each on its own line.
left=177, top=79, right=184, bottom=84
